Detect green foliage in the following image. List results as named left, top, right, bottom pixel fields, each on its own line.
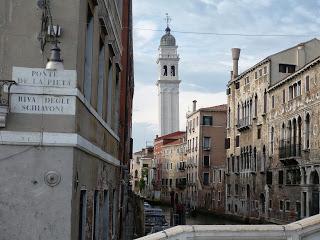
left=139, top=178, right=145, bottom=191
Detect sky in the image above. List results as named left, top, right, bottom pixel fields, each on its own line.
left=132, top=0, right=320, bottom=152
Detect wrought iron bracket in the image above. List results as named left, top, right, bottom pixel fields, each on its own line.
left=0, top=80, right=17, bottom=128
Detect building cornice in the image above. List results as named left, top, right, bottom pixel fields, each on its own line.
left=0, top=131, right=120, bottom=166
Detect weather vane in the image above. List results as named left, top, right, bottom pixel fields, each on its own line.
left=165, top=13, right=172, bottom=28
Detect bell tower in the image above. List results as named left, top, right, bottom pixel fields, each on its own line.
left=156, top=14, right=181, bottom=136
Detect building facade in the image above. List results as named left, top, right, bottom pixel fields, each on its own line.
left=156, top=26, right=181, bottom=136
left=159, top=133, right=187, bottom=204
left=186, top=102, right=227, bottom=213
left=226, top=39, right=320, bottom=223
left=130, top=147, right=154, bottom=197
left=0, top=0, right=132, bottom=239
left=154, top=131, right=186, bottom=202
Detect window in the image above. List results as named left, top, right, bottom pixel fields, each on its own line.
left=271, top=127, right=274, bottom=154
left=279, top=64, right=295, bottom=73
left=298, top=81, right=301, bottom=96
left=296, top=202, right=301, bottom=216
left=163, top=65, right=167, bottom=76
left=84, top=6, right=94, bottom=102
left=305, top=114, right=310, bottom=149
left=285, top=201, right=290, bottom=212
left=289, top=86, right=293, bottom=100
left=278, top=170, right=284, bottom=185
left=112, top=190, right=117, bottom=236
left=213, top=170, right=216, bottom=183
left=282, top=89, right=285, bottom=103
left=269, top=200, right=272, bottom=210
left=264, top=66, right=267, bottom=74
left=263, top=90, right=267, bottom=114
left=203, top=173, right=209, bottom=185
left=235, top=135, right=240, bottom=147
left=306, top=76, right=310, bottom=92
left=257, top=128, right=261, bottom=139
left=103, top=190, right=109, bottom=240
left=226, top=87, right=231, bottom=95
left=169, top=178, right=172, bottom=187
left=171, top=65, right=175, bottom=76
left=245, top=76, right=250, bottom=85
left=266, top=171, right=273, bottom=185
left=280, top=200, right=284, bottom=211
left=235, top=82, right=240, bottom=89
left=79, top=190, right=87, bottom=240
left=203, top=156, right=210, bottom=167
left=97, top=37, right=105, bottom=116
left=259, top=69, right=262, bottom=77
left=142, top=164, right=148, bottom=168
left=203, top=116, right=213, bottom=126
left=235, top=184, right=239, bottom=195
left=218, top=191, right=221, bottom=201
left=107, top=46, right=114, bottom=124
left=254, top=95, right=258, bottom=117
left=93, top=190, right=99, bottom=240
left=225, top=138, right=230, bottom=149
left=203, top=137, right=211, bottom=150
left=227, top=184, right=231, bottom=196
left=255, top=71, right=258, bottom=79
left=219, top=170, right=222, bottom=183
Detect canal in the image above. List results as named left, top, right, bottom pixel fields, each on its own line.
left=152, top=204, right=244, bottom=225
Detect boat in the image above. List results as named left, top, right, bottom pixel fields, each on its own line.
left=144, top=207, right=168, bottom=235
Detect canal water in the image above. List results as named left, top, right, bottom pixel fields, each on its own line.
left=153, top=205, right=244, bottom=225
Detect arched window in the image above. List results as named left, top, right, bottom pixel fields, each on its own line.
left=254, top=94, right=258, bottom=117
left=163, top=65, right=167, bottom=76
left=263, top=89, right=267, bottom=113
left=305, top=113, right=310, bottom=149
left=171, top=66, right=175, bottom=76
left=271, top=127, right=274, bottom=154
left=227, top=107, right=231, bottom=128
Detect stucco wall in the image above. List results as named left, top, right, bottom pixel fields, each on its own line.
left=0, top=146, right=73, bottom=240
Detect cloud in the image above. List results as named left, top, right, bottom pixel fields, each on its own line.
left=132, top=0, right=320, bottom=151
left=133, top=83, right=226, bottom=131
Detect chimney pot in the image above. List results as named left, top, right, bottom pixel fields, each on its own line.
left=193, top=100, right=197, bottom=112
left=231, top=48, right=241, bottom=79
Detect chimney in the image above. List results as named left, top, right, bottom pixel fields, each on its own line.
left=231, top=48, right=241, bottom=79
left=297, top=44, right=305, bottom=68
left=193, top=100, right=197, bottom=112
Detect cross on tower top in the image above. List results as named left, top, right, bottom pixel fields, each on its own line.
left=165, top=13, right=172, bottom=28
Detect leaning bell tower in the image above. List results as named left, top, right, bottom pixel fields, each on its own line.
left=156, top=14, right=181, bottom=136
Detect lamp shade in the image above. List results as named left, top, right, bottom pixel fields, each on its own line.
left=46, top=44, right=64, bottom=70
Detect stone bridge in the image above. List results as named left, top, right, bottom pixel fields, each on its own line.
left=137, top=214, right=320, bottom=240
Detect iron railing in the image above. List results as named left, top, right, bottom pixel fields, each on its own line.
left=279, top=141, right=302, bottom=159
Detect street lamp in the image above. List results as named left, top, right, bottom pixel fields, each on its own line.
left=37, top=0, right=64, bottom=70
left=46, top=43, right=64, bottom=70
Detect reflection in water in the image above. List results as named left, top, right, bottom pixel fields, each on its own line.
left=154, top=205, right=244, bottom=225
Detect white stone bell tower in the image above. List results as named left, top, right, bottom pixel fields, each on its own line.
left=156, top=15, right=181, bottom=136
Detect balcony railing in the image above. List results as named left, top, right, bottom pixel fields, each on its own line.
left=279, top=142, right=302, bottom=159
left=237, top=117, right=251, bottom=131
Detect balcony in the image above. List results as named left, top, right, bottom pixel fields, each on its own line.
left=237, top=117, right=251, bottom=131
left=178, top=166, right=185, bottom=172
left=176, top=179, right=187, bottom=190
left=279, top=141, right=302, bottom=165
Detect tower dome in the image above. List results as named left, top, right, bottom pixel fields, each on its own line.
left=160, top=27, right=176, bottom=46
